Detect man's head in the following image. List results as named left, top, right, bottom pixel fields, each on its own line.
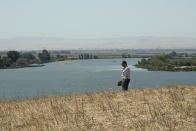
left=121, top=61, right=127, bottom=68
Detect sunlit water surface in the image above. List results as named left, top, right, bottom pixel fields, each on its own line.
left=0, top=58, right=196, bottom=99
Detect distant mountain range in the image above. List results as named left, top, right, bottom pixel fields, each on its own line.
left=0, top=36, right=196, bottom=50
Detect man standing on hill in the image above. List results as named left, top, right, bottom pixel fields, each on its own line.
left=121, top=61, right=130, bottom=91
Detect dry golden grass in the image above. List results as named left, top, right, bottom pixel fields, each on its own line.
left=0, top=85, right=196, bottom=131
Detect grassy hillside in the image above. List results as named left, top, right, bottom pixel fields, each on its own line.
left=0, top=85, right=196, bottom=131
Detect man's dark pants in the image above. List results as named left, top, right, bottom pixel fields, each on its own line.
left=122, top=79, right=130, bottom=91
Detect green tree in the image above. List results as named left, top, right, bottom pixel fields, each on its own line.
left=7, top=51, right=20, bottom=62
left=185, top=53, right=189, bottom=57
left=38, top=50, right=51, bottom=63
left=2, top=57, right=12, bottom=67
left=0, top=56, right=3, bottom=68
left=122, top=53, right=127, bottom=58
left=16, top=57, right=28, bottom=67
left=79, top=53, right=92, bottom=59
left=170, top=51, right=177, bottom=57
left=21, top=53, right=36, bottom=64
left=55, top=54, right=65, bottom=61
left=93, top=55, right=98, bottom=59
left=141, top=58, right=148, bottom=65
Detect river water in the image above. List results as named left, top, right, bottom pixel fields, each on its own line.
left=0, top=58, right=196, bottom=99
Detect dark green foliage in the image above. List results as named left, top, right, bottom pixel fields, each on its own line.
left=93, top=55, right=98, bottom=59
left=7, top=51, right=20, bottom=62
left=2, top=57, right=12, bottom=67
left=0, top=56, right=3, bottom=68
left=0, top=49, right=73, bottom=69
left=122, top=53, right=127, bottom=58
left=21, top=53, right=37, bottom=64
left=54, top=54, right=67, bottom=61
left=38, top=50, right=51, bottom=63
left=170, top=51, right=177, bottom=57
left=122, top=53, right=133, bottom=58
left=16, top=57, right=28, bottom=67
left=0, top=51, right=40, bottom=69
left=78, top=53, right=98, bottom=59
left=136, top=52, right=196, bottom=71
left=122, top=53, right=149, bottom=58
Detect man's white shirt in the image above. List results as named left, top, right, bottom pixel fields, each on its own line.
left=121, top=66, right=130, bottom=80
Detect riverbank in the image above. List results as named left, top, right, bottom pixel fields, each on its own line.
left=174, top=66, right=196, bottom=71
left=0, top=64, right=45, bottom=70
left=0, top=85, right=195, bottom=130
left=136, top=52, right=196, bottom=71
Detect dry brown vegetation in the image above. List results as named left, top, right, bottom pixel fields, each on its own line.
left=0, top=85, right=196, bottom=131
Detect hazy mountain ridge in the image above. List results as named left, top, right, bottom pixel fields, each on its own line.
left=0, top=36, right=196, bottom=50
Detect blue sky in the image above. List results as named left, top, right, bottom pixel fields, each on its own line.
left=0, top=0, right=196, bottom=39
